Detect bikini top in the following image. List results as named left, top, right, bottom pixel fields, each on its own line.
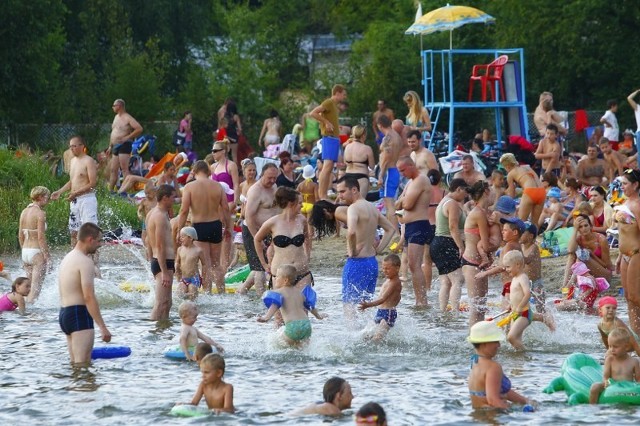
left=22, top=203, right=46, bottom=241
left=273, top=233, right=305, bottom=248
left=577, top=235, right=602, bottom=258
left=345, top=157, right=369, bottom=166
left=468, top=355, right=512, bottom=397
left=212, top=160, right=234, bottom=189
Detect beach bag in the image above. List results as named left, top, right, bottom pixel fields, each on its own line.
left=173, top=129, right=186, bottom=147
left=541, top=227, right=574, bottom=256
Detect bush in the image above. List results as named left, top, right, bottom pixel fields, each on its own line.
left=0, top=149, right=138, bottom=254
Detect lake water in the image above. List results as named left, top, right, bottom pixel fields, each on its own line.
left=0, top=246, right=637, bottom=425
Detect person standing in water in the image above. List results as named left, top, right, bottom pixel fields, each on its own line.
left=58, top=222, right=111, bottom=366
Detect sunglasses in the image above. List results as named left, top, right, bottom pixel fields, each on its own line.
left=212, top=148, right=224, bottom=153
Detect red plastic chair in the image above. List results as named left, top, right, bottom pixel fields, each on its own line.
left=467, top=55, right=509, bottom=102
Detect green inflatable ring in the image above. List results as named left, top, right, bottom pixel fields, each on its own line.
left=170, top=404, right=211, bottom=417
left=224, top=264, right=250, bottom=284
left=543, top=352, right=640, bottom=405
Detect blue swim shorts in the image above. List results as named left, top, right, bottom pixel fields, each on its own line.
left=321, top=136, right=340, bottom=162
left=404, top=219, right=434, bottom=246
left=374, top=308, right=398, bottom=327
left=379, top=167, right=400, bottom=199
left=342, top=256, right=378, bottom=303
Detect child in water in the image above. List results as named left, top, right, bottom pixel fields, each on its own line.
left=190, top=353, right=235, bottom=413
left=520, top=222, right=545, bottom=311
left=355, top=402, right=387, bottom=426
left=589, top=328, right=640, bottom=404
left=556, top=261, right=607, bottom=311
left=176, top=227, right=207, bottom=299
left=179, top=301, right=224, bottom=361
left=502, top=250, right=533, bottom=350
left=137, top=182, right=157, bottom=260
left=597, top=296, right=640, bottom=357
left=194, top=343, right=213, bottom=366
left=358, top=254, right=402, bottom=341
left=257, top=264, right=322, bottom=347
left=0, top=277, right=31, bottom=315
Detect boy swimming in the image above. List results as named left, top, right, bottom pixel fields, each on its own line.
left=179, top=301, right=224, bottom=361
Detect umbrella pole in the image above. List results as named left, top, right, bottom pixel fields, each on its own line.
left=420, top=35, right=424, bottom=82
left=449, top=29, right=453, bottom=50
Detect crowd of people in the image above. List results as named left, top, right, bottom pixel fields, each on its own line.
left=4, top=85, right=640, bottom=418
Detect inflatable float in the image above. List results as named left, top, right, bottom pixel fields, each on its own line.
left=544, top=352, right=640, bottom=404
left=91, top=346, right=132, bottom=360
left=164, top=345, right=192, bottom=360
left=170, top=405, right=211, bottom=417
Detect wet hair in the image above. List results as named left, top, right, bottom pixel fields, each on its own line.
left=350, top=124, right=366, bottom=140
left=275, top=186, right=299, bottom=208
left=337, top=175, right=360, bottom=191
left=377, top=114, right=391, bottom=128
left=467, top=180, right=489, bottom=201
left=332, top=84, right=346, bottom=95
left=311, top=200, right=339, bottom=239
left=499, top=153, right=518, bottom=168
left=590, top=185, right=606, bottom=197
left=449, top=178, right=469, bottom=193
left=156, top=184, right=176, bottom=202
left=77, top=222, right=102, bottom=242
left=323, top=377, right=346, bottom=403
left=383, top=254, right=401, bottom=267
left=541, top=172, right=558, bottom=187
left=30, top=186, right=50, bottom=201
left=356, top=402, right=386, bottom=426
left=200, top=353, right=225, bottom=372
left=178, top=301, right=197, bottom=318
left=565, top=177, right=581, bottom=190
left=546, top=123, right=559, bottom=134
left=12, top=277, right=29, bottom=293
left=428, top=169, right=442, bottom=186
left=609, top=327, right=631, bottom=344
left=193, top=160, right=211, bottom=175
left=276, top=264, right=297, bottom=285
left=407, top=129, right=422, bottom=140
left=503, top=250, right=524, bottom=267
left=262, top=162, right=278, bottom=175
left=195, top=343, right=213, bottom=361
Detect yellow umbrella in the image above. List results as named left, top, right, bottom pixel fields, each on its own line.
left=405, top=3, right=495, bottom=49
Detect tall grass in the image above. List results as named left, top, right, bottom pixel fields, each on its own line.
left=0, top=150, right=138, bottom=254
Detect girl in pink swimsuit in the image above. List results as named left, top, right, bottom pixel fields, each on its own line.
left=0, top=277, right=31, bottom=315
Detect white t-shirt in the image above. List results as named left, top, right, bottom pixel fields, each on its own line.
left=601, top=110, right=619, bottom=141
left=634, top=105, right=640, bottom=133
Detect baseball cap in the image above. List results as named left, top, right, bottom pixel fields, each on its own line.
left=524, top=221, right=537, bottom=237
left=547, top=187, right=561, bottom=199
left=500, top=217, right=526, bottom=233
left=495, top=196, right=516, bottom=214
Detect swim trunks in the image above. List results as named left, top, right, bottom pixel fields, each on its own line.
left=321, top=136, right=340, bottom=162
left=181, top=275, right=202, bottom=288
left=21, top=248, right=42, bottom=264
left=404, top=219, right=434, bottom=246
left=342, top=256, right=378, bottom=303
left=284, top=318, right=312, bottom=341
left=461, top=256, right=481, bottom=268
left=430, top=236, right=461, bottom=275
left=523, top=187, right=546, bottom=205
left=151, top=258, right=175, bottom=277
left=59, top=305, right=94, bottom=335
left=193, top=220, right=223, bottom=244
left=112, top=140, right=133, bottom=155
left=69, top=193, right=98, bottom=232
left=501, top=282, right=511, bottom=297
left=518, top=308, right=533, bottom=324
left=374, top=308, right=397, bottom=327
left=242, top=224, right=265, bottom=272
left=379, top=167, right=400, bottom=199
left=375, top=130, right=384, bottom=145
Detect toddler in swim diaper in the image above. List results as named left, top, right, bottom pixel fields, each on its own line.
left=0, top=277, right=31, bottom=315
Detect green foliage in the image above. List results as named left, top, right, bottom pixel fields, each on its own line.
left=0, top=150, right=138, bottom=253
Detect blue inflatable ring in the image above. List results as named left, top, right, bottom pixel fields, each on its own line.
left=91, top=346, right=132, bottom=360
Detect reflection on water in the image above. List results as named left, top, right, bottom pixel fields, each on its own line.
left=0, top=251, right=638, bottom=424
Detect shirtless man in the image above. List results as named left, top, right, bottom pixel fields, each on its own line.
left=392, top=119, right=412, bottom=157
left=52, top=136, right=99, bottom=246
left=453, top=155, right=485, bottom=186
left=408, top=130, right=438, bottom=174
left=377, top=114, right=403, bottom=229
left=58, top=222, right=111, bottom=366
left=533, top=92, right=566, bottom=137
left=146, top=185, right=177, bottom=320
left=108, top=99, right=143, bottom=192
left=177, top=161, right=231, bottom=294
left=337, top=176, right=395, bottom=319
left=310, top=84, right=347, bottom=200
left=599, top=137, right=626, bottom=181
left=238, top=163, right=280, bottom=294
left=396, top=157, right=432, bottom=306
left=577, top=145, right=609, bottom=187
left=372, top=99, right=395, bottom=145
left=535, top=123, right=562, bottom=176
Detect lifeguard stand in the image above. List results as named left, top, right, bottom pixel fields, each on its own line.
left=422, top=48, right=529, bottom=153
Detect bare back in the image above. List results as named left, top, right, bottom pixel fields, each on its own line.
left=182, top=178, right=225, bottom=223
left=347, top=199, right=382, bottom=258
left=19, top=204, right=46, bottom=249
left=58, top=249, right=95, bottom=306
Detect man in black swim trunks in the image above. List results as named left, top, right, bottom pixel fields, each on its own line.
left=58, top=222, right=111, bottom=366
left=147, top=184, right=178, bottom=320
left=108, top=99, right=143, bottom=192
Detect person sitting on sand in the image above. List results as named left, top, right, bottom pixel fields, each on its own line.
left=597, top=296, right=640, bottom=358
left=179, top=301, right=224, bottom=361
left=188, top=353, right=235, bottom=413
left=563, top=214, right=612, bottom=287
left=467, top=321, right=531, bottom=409
left=291, top=377, right=354, bottom=417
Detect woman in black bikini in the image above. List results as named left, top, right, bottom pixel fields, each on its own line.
left=253, top=187, right=313, bottom=289
left=343, top=125, right=374, bottom=195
